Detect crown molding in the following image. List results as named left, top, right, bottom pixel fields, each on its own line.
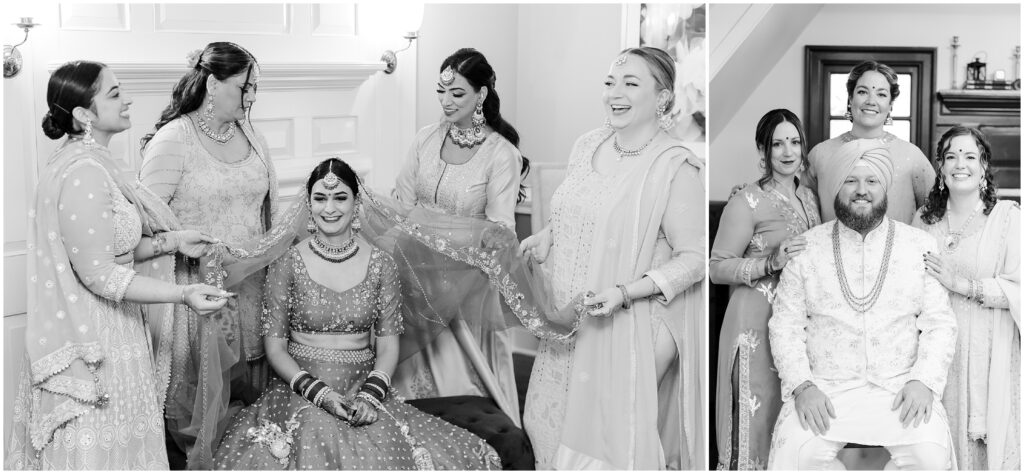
left=48, top=62, right=385, bottom=94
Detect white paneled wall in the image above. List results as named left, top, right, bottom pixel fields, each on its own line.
left=3, top=2, right=417, bottom=448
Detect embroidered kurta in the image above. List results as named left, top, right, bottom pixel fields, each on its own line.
left=212, top=245, right=500, bottom=470
left=6, top=145, right=168, bottom=470
left=913, top=201, right=1021, bottom=470
left=769, top=218, right=957, bottom=401
left=391, top=123, right=523, bottom=424
left=807, top=132, right=934, bottom=224
left=523, top=128, right=705, bottom=469
left=709, top=181, right=819, bottom=470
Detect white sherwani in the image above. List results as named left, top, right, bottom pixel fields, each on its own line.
left=767, top=218, right=957, bottom=469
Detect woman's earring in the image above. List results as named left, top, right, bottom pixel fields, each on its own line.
left=884, top=114, right=894, bottom=126
left=204, top=93, right=216, bottom=120
left=980, top=178, right=988, bottom=190
left=604, top=117, right=612, bottom=128
left=306, top=203, right=317, bottom=234
left=472, top=100, right=485, bottom=128
left=758, top=156, right=766, bottom=172
left=843, top=106, right=853, bottom=122
left=938, top=178, right=945, bottom=192
left=656, top=103, right=674, bottom=131
left=351, top=201, right=362, bottom=233
left=83, top=119, right=96, bottom=147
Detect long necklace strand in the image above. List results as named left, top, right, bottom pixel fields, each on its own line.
left=832, top=219, right=895, bottom=313
left=308, top=233, right=359, bottom=263
left=943, top=201, right=983, bottom=252
left=195, top=113, right=236, bottom=144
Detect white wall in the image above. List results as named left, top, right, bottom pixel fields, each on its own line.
left=710, top=3, right=1021, bottom=201
left=416, top=4, right=622, bottom=167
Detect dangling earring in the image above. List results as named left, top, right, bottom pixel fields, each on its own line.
left=798, top=162, right=806, bottom=173
left=980, top=178, right=987, bottom=190
left=351, top=201, right=362, bottom=233
left=758, top=156, right=766, bottom=172
left=472, top=100, right=485, bottom=128
left=306, top=201, right=317, bottom=234
left=843, top=105, right=853, bottom=122
left=604, top=117, right=612, bottom=128
left=82, top=119, right=96, bottom=148
left=884, top=114, right=894, bottom=126
left=938, top=178, right=945, bottom=192
left=204, top=93, right=216, bottom=120
left=656, top=103, right=673, bottom=131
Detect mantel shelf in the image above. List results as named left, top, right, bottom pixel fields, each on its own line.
left=936, top=89, right=1021, bottom=115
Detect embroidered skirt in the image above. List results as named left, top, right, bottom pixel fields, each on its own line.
left=212, top=343, right=500, bottom=470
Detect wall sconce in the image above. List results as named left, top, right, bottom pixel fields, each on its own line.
left=380, top=6, right=424, bottom=74
left=4, top=17, right=40, bottom=79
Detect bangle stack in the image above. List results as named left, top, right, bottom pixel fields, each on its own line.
left=180, top=286, right=187, bottom=305
left=615, top=284, right=632, bottom=310
left=358, top=370, right=391, bottom=406
left=793, top=380, right=815, bottom=397
left=151, top=233, right=166, bottom=255
left=966, top=278, right=986, bottom=305
left=291, top=370, right=333, bottom=407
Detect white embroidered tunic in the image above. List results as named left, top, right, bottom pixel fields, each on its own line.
left=769, top=218, right=957, bottom=401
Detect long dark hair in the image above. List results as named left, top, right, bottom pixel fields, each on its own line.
left=441, top=48, right=529, bottom=203
left=306, top=158, right=359, bottom=199
left=41, top=61, right=106, bottom=140
left=754, top=109, right=808, bottom=189
left=919, top=125, right=998, bottom=225
left=141, top=42, right=258, bottom=151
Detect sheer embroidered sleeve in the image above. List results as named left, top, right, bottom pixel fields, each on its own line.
left=394, top=125, right=434, bottom=204
left=58, top=160, right=136, bottom=302
left=908, top=144, right=936, bottom=211
left=483, top=142, right=522, bottom=229
left=769, top=252, right=814, bottom=402
left=645, top=160, right=705, bottom=303
left=262, top=250, right=295, bottom=339
left=709, top=186, right=765, bottom=287
left=139, top=122, right=187, bottom=203
left=374, top=252, right=404, bottom=337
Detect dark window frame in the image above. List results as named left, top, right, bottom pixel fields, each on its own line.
left=805, top=46, right=936, bottom=151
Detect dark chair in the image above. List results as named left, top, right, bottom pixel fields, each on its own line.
left=406, top=395, right=536, bottom=470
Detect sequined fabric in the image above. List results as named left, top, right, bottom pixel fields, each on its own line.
left=214, top=243, right=500, bottom=470
left=709, top=182, right=819, bottom=470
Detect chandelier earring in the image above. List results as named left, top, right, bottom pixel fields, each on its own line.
left=604, top=117, right=612, bottom=129
left=938, top=177, right=945, bottom=192
left=204, top=93, right=216, bottom=121
left=472, top=100, right=486, bottom=128
left=980, top=177, right=988, bottom=190
left=82, top=119, right=97, bottom=148
left=306, top=201, right=317, bottom=234
left=884, top=114, right=894, bottom=126
left=656, top=103, right=674, bottom=131
left=351, top=201, right=363, bottom=233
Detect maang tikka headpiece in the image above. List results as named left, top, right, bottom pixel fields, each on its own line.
left=614, top=55, right=628, bottom=66
left=440, top=65, right=456, bottom=86
left=322, top=171, right=341, bottom=190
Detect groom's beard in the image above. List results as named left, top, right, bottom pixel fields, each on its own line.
left=835, top=192, right=887, bottom=232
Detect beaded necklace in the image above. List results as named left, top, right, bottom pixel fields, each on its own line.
left=942, top=201, right=983, bottom=253
left=308, top=233, right=359, bottom=263
left=832, top=219, right=895, bottom=313
left=612, top=133, right=656, bottom=161
left=195, top=112, right=236, bottom=144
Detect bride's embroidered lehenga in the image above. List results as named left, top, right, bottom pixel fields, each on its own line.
left=212, top=245, right=501, bottom=470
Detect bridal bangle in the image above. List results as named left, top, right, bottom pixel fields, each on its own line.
left=616, top=284, right=631, bottom=310
left=793, top=380, right=815, bottom=397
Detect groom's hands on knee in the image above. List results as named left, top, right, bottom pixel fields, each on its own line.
left=892, top=380, right=933, bottom=428
left=795, top=383, right=836, bottom=436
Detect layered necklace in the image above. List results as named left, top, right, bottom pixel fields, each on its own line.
left=448, top=123, right=487, bottom=148
left=309, top=233, right=359, bottom=263
left=942, top=201, right=983, bottom=253
left=612, top=133, right=657, bottom=161
left=832, top=218, right=895, bottom=313
left=195, top=112, right=236, bottom=144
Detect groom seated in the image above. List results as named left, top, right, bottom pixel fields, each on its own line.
left=766, top=140, right=958, bottom=470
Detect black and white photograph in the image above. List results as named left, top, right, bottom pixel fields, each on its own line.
left=709, top=3, right=1020, bottom=470
left=2, top=2, right=707, bottom=470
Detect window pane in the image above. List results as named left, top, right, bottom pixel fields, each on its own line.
left=889, top=119, right=911, bottom=142
left=892, top=74, right=912, bottom=118
left=830, top=74, right=848, bottom=116
left=829, top=119, right=852, bottom=139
